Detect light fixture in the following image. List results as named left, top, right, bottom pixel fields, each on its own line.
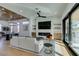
left=54, top=12, right=57, bottom=15
left=22, top=21, right=29, bottom=24
left=19, top=10, right=23, bottom=12
left=17, top=22, right=20, bottom=25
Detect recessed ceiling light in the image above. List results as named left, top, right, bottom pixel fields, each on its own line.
left=54, top=12, right=57, bottom=15
left=1, top=8, right=5, bottom=11
left=22, top=21, right=29, bottom=24
left=19, top=10, right=23, bottom=12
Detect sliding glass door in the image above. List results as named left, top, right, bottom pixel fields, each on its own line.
left=65, top=18, right=70, bottom=44
left=70, top=6, right=79, bottom=55
left=63, top=4, right=79, bottom=55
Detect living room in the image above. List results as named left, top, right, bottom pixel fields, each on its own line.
left=0, top=3, right=77, bottom=56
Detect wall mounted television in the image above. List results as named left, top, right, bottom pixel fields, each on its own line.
left=38, top=21, right=51, bottom=29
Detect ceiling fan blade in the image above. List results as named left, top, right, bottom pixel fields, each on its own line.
left=40, top=16, right=47, bottom=18
left=36, top=9, right=47, bottom=18
left=37, top=12, right=41, bottom=17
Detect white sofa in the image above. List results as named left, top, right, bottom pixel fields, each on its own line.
left=10, top=36, right=44, bottom=53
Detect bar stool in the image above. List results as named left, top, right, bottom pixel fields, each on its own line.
left=44, top=43, right=53, bottom=54
left=44, top=34, right=54, bottom=54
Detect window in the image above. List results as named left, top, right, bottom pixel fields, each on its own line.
left=63, top=4, right=79, bottom=55
left=71, top=7, right=79, bottom=47
left=70, top=6, right=79, bottom=55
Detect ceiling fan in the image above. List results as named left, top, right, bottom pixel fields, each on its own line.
left=35, top=8, right=47, bottom=18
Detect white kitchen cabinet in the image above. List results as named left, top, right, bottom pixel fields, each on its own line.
left=22, top=38, right=35, bottom=51
left=10, top=37, right=19, bottom=47
left=35, top=40, right=44, bottom=52
left=10, top=36, right=44, bottom=52
left=18, top=37, right=25, bottom=48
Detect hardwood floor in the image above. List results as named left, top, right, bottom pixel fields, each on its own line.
left=0, top=37, right=72, bottom=56
left=0, top=38, right=36, bottom=56
left=55, top=39, right=71, bottom=56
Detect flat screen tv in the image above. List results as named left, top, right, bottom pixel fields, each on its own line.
left=38, top=21, right=51, bottom=29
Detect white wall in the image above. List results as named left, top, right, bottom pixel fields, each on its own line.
left=29, top=17, right=35, bottom=37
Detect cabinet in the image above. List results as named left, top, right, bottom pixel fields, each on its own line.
left=10, top=36, right=43, bottom=52
left=22, top=38, right=35, bottom=51
left=35, top=40, right=44, bottom=52
left=10, top=37, right=18, bottom=47
left=18, top=37, right=25, bottom=48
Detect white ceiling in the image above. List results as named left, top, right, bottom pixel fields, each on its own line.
left=0, top=3, right=69, bottom=19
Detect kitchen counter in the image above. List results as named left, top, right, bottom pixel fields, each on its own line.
left=10, top=36, right=44, bottom=53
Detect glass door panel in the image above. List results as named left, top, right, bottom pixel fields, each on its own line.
left=71, top=7, right=79, bottom=55
left=65, top=18, right=69, bottom=44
